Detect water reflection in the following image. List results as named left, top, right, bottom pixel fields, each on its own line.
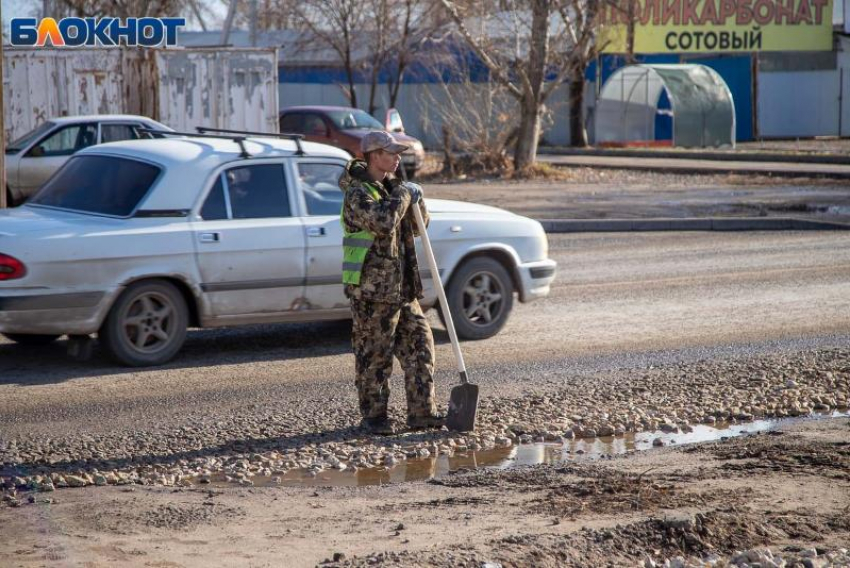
left=199, top=411, right=848, bottom=489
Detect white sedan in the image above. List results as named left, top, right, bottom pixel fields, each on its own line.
left=3, top=115, right=172, bottom=206
left=0, top=133, right=557, bottom=366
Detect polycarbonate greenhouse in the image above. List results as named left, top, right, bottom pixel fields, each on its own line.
left=595, top=64, right=736, bottom=148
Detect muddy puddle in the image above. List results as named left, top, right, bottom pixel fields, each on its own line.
left=199, top=411, right=849, bottom=489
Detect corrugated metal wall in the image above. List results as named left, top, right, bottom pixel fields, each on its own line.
left=839, top=37, right=850, bottom=137
left=756, top=45, right=846, bottom=139
left=3, top=48, right=279, bottom=141
left=3, top=49, right=153, bottom=140
left=157, top=49, right=279, bottom=133
left=758, top=70, right=840, bottom=138
left=842, top=67, right=850, bottom=137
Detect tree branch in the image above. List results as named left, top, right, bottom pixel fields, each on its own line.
left=438, top=0, right=523, bottom=99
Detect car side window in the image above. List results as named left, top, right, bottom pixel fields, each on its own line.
left=225, top=164, right=291, bottom=219
left=101, top=123, right=141, bottom=143
left=297, top=162, right=345, bottom=216
left=280, top=113, right=304, bottom=134
left=28, top=123, right=97, bottom=157
left=303, top=114, right=328, bottom=136
left=200, top=176, right=228, bottom=220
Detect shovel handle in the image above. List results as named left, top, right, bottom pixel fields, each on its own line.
left=412, top=202, right=468, bottom=383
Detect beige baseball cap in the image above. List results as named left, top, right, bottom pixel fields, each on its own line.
left=360, top=130, right=409, bottom=154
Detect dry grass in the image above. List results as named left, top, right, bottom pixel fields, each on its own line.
left=418, top=155, right=578, bottom=183
left=508, top=162, right=576, bottom=181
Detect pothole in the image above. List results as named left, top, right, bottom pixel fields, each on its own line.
left=194, top=411, right=849, bottom=488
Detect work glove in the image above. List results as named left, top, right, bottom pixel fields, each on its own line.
left=402, top=181, right=423, bottom=204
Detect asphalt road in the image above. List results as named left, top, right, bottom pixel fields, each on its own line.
left=2, top=231, right=850, bottom=440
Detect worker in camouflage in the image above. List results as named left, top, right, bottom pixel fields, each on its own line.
left=340, top=130, right=445, bottom=435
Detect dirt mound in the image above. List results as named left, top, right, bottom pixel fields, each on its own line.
left=137, top=501, right=243, bottom=530
left=428, top=463, right=602, bottom=490
left=691, top=433, right=850, bottom=480
left=336, top=509, right=850, bottom=567
left=70, top=496, right=244, bottom=534
left=533, top=470, right=754, bottom=518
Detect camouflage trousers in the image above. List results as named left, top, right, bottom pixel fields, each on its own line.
left=350, top=297, right=436, bottom=421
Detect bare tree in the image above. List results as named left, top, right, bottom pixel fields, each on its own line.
left=52, top=0, right=185, bottom=18
left=187, top=0, right=210, bottom=31
left=439, top=0, right=610, bottom=166
left=294, top=0, right=367, bottom=108
left=439, top=0, right=555, bottom=170
left=362, top=0, right=440, bottom=114
left=261, top=0, right=302, bottom=30
left=221, top=0, right=238, bottom=45
left=384, top=0, right=438, bottom=109
left=364, top=0, right=390, bottom=115
left=292, top=0, right=437, bottom=114
left=557, top=0, right=605, bottom=147
left=225, top=0, right=302, bottom=34
left=418, top=41, right=517, bottom=174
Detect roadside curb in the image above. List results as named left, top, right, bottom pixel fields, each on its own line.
left=540, top=147, right=850, bottom=166
left=538, top=217, right=850, bottom=233
left=540, top=156, right=850, bottom=180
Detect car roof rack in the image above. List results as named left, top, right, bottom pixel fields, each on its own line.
left=196, top=127, right=306, bottom=156
left=136, top=128, right=306, bottom=158
left=137, top=128, right=254, bottom=158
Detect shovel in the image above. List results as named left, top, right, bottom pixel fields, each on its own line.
left=412, top=202, right=478, bottom=432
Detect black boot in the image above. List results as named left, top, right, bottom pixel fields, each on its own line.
left=407, top=414, right=445, bottom=431
left=360, top=417, right=396, bottom=435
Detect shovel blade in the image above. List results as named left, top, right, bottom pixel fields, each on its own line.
left=446, top=382, right=479, bottom=432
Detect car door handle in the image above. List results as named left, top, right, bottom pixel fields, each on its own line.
left=199, top=232, right=220, bottom=243
left=307, top=227, right=326, bottom=237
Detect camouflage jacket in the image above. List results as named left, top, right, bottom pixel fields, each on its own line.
left=339, top=159, right=430, bottom=304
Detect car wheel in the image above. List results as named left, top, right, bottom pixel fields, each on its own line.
left=2, top=333, right=61, bottom=345
left=4, top=187, right=17, bottom=208
left=442, top=257, right=514, bottom=340
left=99, top=280, right=188, bottom=367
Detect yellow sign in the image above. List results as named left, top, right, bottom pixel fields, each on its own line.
left=600, top=0, right=834, bottom=53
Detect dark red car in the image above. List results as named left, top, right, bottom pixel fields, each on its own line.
left=279, top=106, right=425, bottom=178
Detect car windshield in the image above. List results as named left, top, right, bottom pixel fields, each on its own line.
left=325, top=109, right=384, bottom=130
left=5, top=122, right=55, bottom=153
left=29, top=155, right=161, bottom=217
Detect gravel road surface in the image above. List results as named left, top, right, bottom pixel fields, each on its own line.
left=425, top=169, right=850, bottom=222
left=539, top=154, right=850, bottom=178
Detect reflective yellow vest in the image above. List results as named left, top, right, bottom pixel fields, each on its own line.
left=341, top=182, right=383, bottom=286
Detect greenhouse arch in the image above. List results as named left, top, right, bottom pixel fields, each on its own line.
left=595, top=64, right=736, bottom=148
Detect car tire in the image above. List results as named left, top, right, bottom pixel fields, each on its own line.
left=99, top=280, right=188, bottom=367
left=4, top=187, right=17, bottom=208
left=2, top=333, right=61, bottom=345
left=441, top=256, right=514, bottom=340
